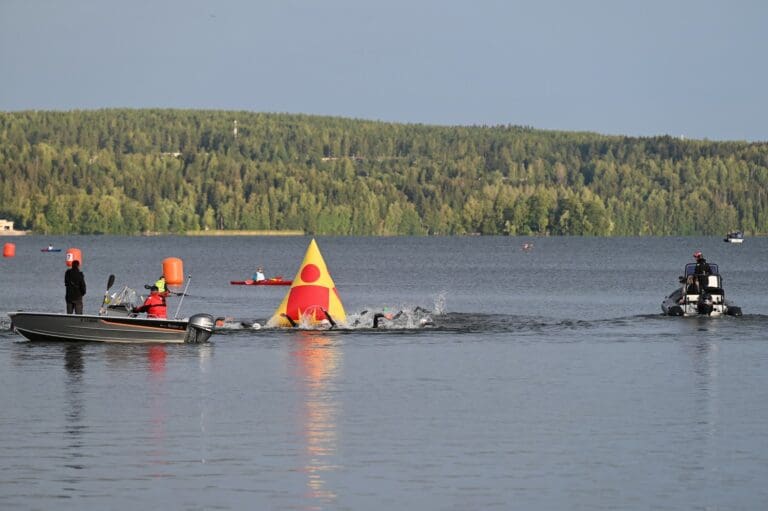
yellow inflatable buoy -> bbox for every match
[268,239,346,328]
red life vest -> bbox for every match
[138,292,167,318]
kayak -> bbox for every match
[41,248,62,252]
[230,278,292,286]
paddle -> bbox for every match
[99,274,116,315]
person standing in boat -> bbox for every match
[693,251,712,289]
[132,286,168,319]
[252,266,266,282]
[64,260,87,314]
[693,251,711,275]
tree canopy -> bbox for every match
[1,109,766,235]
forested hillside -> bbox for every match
[1,109,766,235]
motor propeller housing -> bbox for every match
[185,313,215,343]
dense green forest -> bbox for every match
[1,109,766,235]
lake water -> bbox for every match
[2,235,767,510]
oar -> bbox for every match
[99,274,116,315]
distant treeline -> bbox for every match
[0,109,766,235]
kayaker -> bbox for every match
[133,286,167,319]
[252,266,266,282]
[64,260,87,315]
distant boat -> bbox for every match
[40,247,62,252]
[230,277,292,286]
[724,231,744,243]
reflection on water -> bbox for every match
[63,344,86,470]
[290,333,342,506]
[147,345,169,472]
[197,343,213,465]
[685,336,721,459]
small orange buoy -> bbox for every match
[162,257,184,285]
[65,248,82,267]
[3,242,16,258]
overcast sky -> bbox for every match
[1,0,765,141]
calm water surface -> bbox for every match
[2,235,767,510]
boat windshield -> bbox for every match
[109,286,141,308]
[684,262,719,276]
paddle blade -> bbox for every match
[107,274,115,290]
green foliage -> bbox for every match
[0,109,766,235]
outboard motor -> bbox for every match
[667,305,684,316]
[185,313,215,343]
[697,293,714,316]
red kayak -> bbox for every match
[230,277,292,286]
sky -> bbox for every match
[1,0,766,141]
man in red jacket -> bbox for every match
[133,286,168,319]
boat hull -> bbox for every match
[9,312,215,343]
[662,301,728,317]
[661,292,742,317]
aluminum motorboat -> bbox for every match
[9,311,215,343]
[661,262,742,317]
[9,280,215,343]
[724,231,744,243]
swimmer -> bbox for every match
[372,310,404,328]
[280,309,337,329]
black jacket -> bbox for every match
[694,259,711,275]
[65,268,87,301]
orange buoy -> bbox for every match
[65,248,82,267]
[162,257,184,285]
[3,243,15,258]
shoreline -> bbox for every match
[184,230,304,236]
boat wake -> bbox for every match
[7,311,768,341]
[210,310,768,337]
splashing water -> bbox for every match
[432,292,446,315]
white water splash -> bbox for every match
[432,291,446,315]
